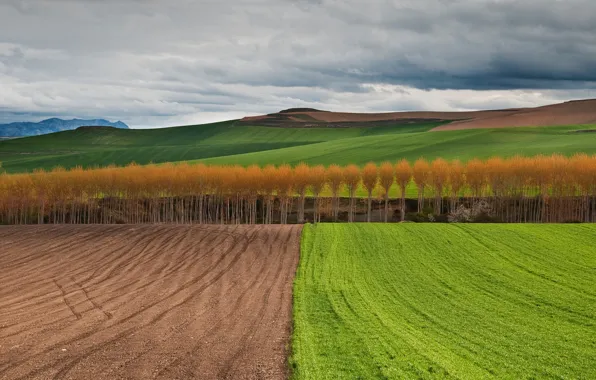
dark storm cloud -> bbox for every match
[1,0,595,127]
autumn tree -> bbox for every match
[261,165,277,224]
[327,164,344,221]
[310,165,327,223]
[448,160,464,213]
[246,165,263,224]
[293,163,311,224]
[395,159,412,221]
[379,162,394,222]
[412,158,430,214]
[276,164,293,224]
[429,158,449,214]
[485,157,506,219]
[466,158,486,202]
[362,163,379,222]
[344,165,361,222]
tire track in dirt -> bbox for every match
[1,228,237,346]
[152,226,288,379]
[0,224,301,380]
[0,227,163,325]
[46,227,254,380]
[2,226,249,376]
[69,276,113,320]
[0,226,150,300]
[219,225,299,379]
[52,280,82,321]
[216,228,294,379]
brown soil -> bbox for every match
[241,115,270,122]
[432,99,596,131]
[0,224,302,380]
[297,110,500,123]
[240,110,486,125]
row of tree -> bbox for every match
[1,154,595,224]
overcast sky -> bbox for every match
[1,0,595,128]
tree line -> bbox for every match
[1,154,595,225]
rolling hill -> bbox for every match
[0,121,442,173]
[241,99,596,129]
[0,99,596,173]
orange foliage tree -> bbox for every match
[379,162,394,222]
[310,165,327,223]
[326,164,344,221]
[395,159,412,221]
[413,158,430,214]
[448,160,465,213]
[430,158,449,214]
[362,162,379,222]
[293,163,311,223]
[343,165,361,223]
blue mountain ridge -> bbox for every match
[0,118,129,137]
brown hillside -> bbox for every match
[296,110,508,123]
[433,99,596,131]
[240,99,596,129]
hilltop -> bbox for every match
[240,99,596,130]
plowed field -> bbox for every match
[0,225,302,380]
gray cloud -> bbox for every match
[1,0,595,127]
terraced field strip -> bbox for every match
[0,224,302,380]
[292,224,596,379]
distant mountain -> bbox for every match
[0,118,129,137]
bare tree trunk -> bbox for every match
[298,192,306,223]
[384,193,389,223]
[348,190,355,223]
[367,192,372,223]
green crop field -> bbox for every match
[0,121,438,173]
[1,120,596,173]
[292,224,596,379]
[199,124,596,166]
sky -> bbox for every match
[1,0,595,129]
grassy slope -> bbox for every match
[200,125,596,166]
[0,121,437,173]
[292,224,596,379]
[2,121,596,173]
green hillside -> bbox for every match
[292,224,596,379]
[1,119,596,173]
[0,120,296,173]
[199,124,596,166]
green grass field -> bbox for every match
[1,120,596,173]
[199,125,596,167]
[292,224,596,379]
[0,121,438,173]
